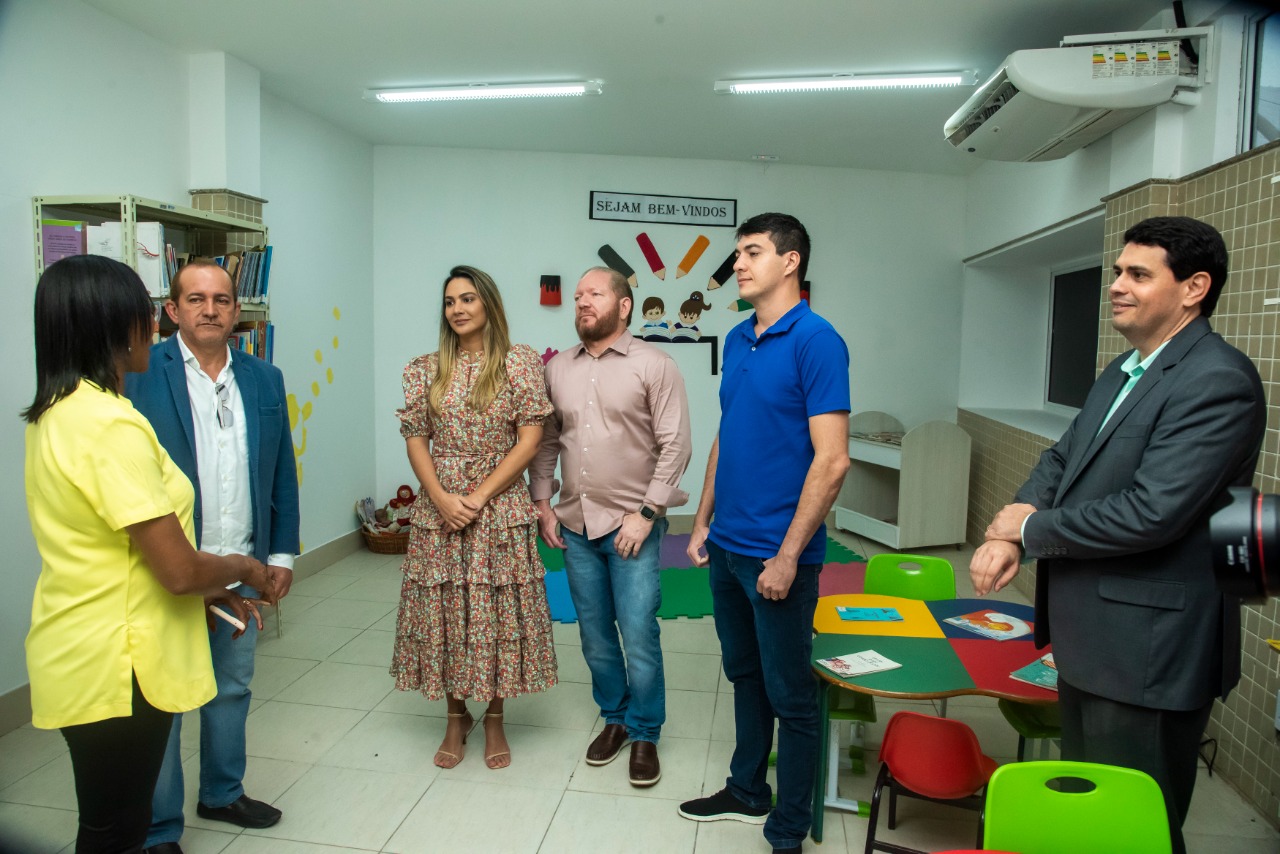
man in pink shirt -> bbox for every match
[531,266,692,788]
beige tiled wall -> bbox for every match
[956,409,1053,603]
[188,188,267,255]
[962,139,1280,824]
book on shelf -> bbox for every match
[816,649,902,678]
[944,609,1032,641]
[86,221,168,298]
[836,606,902,622]
[1009,653,1057,691]
[40,219,86,267]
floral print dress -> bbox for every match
[390,344,557,700]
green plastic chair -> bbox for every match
[864,552,957,716]
[997,698,1062,761]
[864,553,958,601]
[981,760,1172,854]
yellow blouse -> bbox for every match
[24,381,215,728]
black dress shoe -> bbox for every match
[585,723,629,765]
[142,844,184,854]
[196,793,283,828]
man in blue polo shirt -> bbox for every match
[678,212,850,854]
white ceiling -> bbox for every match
[84,0,1180,176]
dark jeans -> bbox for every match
[708,541,821,850]
[60,673,173,854]
[1058,678,1214,854]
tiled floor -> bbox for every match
[1,531,1277,853]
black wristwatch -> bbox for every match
[639,504,657,521]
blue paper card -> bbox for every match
[837,606,902,622]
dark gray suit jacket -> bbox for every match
[1018,316,1264,711]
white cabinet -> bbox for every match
[834,411,971,550]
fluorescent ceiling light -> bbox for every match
[714,72,977,94]
[365,81,603,102]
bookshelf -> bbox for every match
[834,411,972,550]
[33,193,274,360]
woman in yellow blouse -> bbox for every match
[23,255,274,853]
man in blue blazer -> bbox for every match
[126,262,299,854]
[972,216,1265,854]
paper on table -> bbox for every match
[817,650,902,678]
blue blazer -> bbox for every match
[125,335,300,563]
[1017,317,1265,711]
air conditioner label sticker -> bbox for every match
[1092,41,1180,79]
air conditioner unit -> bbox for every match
[944,45,1184,162]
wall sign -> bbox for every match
[590,191,736,228]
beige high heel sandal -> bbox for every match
[483,712,510,770]
[434,711,473,769]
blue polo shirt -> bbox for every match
[709,300,850,564]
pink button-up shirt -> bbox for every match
[530,331,692,538]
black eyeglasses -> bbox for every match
[215,383,234,429]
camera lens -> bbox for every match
[1209,487,1278,603]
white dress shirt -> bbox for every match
[176,335,293,587]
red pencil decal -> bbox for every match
[636,232,666,280]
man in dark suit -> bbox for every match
[126,262,299,854]
[972,216,1265,854]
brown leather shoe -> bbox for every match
[585,723,629,765]
[628,740,661,787]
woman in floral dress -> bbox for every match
[391,265,556,770]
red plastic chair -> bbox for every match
[865,711,998,854]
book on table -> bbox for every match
[1009,653,1057,691]
[816,650,902,678]
[836,606,902,622]
[944,609,1032,641]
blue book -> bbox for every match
[1009,653,1057,691]
[837,606,902,622]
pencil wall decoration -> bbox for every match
[540,274,561,306]
[597,244,638,288]
[727,298,752,312]
[635,232,666,279]
[676,235,710,279]
[707,250,736,290]
[800,280,812,305]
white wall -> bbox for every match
[260,94,376,554]
[372,146,966,513]
[0,0,195,698]
[958,2,1259,424]
[0,0,377,700]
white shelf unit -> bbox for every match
[834,411,972,550]
[33,193,272,357]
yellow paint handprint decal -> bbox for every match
[287,306,342,486]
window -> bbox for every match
[1046,265,1102,409]
[1246,12,1280,151]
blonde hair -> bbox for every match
[428,265,512,416]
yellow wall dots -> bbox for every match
[288,306,342,489]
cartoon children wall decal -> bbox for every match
[671,291,711,341]
[639,296,672,341]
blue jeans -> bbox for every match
[145,586,259,847]
[708,541,820,850]
[561,518,667,742]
